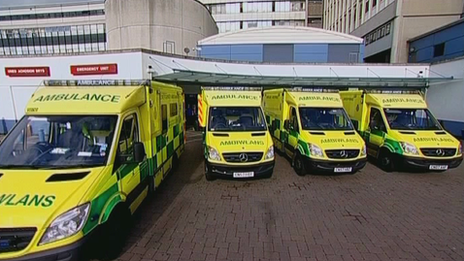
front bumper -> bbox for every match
[304,157,367,173]
[207,160,275,178]
[399,155,463,171]
[0,237,85,261]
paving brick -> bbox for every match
[105,133,464,261]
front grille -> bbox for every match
[420,148,456,157]
[0,227,36,253]
[223,152,264,163]
[325,149,359,159]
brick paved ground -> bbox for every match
[115,132,464,261]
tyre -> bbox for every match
[293,153,306,176]
[379,150,395,172]
[205,161,216,181]
[99,205,131,260]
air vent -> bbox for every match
[399,131,416,135]
[251,132,266,137]
[46,172,90,182]
[344,131,355,135]
[435,131,447,135]
[212,133,229,137]
[309,132,325,135]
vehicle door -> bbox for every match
[284,106,300,157]
[114,112,144,203]
[366,107,387,157]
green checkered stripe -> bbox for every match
[360,130,403,155]
[82,124,184,235]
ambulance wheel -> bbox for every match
[205,161,216,181]
[100,205,131,260]
[263,170,273,179]
[293,153,306,176]
[379,150,395,172]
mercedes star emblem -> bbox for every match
[239,153,248,162]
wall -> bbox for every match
[106,0,217,55]
[0,51,144,134]
[427,57,464,137]
[199,43,363,63]
[409,21,464,63]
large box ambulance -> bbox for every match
[0,79,185,260]
[340,90,462,171]
[263,88,367,175]
[198,87,274,180]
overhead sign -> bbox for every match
[70,63,118,75]
[5,67,50,77]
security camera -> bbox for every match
[147,65,155,75]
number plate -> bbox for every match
[429,165,448,170]
[233,172,254,178]
[334,167,352,173]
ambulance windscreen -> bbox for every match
[384,109,442,131]
[208,107,267,132]
[0,115,118,169]
[299,108,354,131]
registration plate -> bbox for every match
[334,167,352,173]
[233,172,254,178]
[429,165,448,170]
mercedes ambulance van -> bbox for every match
[340,90,463,172]
[198,87,274,181]
[263,88,367,175]
[0,79,185,261]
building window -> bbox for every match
[373,0,377,7]
[243,2,272,13]
[433,43,445,57]
[365,1,369,13]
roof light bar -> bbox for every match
[202,86,263,91]
[288,87,339,93]
[44,79,150,87]
[365,90,422,94]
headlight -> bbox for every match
[309,143,323,157]
[361,144,367,156]
[265,146,274,159]
[400,142,419,155]
[39,203,90,245]
[458,142,462,155]
[208,146,221,161]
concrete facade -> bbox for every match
[105,0,218,55]
[323,0,464,63]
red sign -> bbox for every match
[5,67,50,77]
[70,64,118,76]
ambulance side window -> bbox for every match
[369,108,386,132]
[170,103,178,117]
[290,107,299,132]
[115,114,140,169]
[161,104,168,134]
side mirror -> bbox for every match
[284,120,290,130]
[133,142,146,163]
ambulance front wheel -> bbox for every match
[293,153,306,176]
[379,149,395,172]
[205,161,216,181]
[99,205,131,260]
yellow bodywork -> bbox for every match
[340,90,463,170]
[263,89,367,173]
[199,88,274,176]
[0,81,185,259]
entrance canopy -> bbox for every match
[154,68,451,88]
[148,54,453,89]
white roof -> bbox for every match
[198,26,364,46]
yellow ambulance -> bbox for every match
[340,90,463,172]
[198,87,274,180]
[263,88,367,175]
[0,79,185,260]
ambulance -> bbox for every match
[340,90,463,172]
[263,88,367,175]
[0,79,185,260]
[198,87,274,181]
